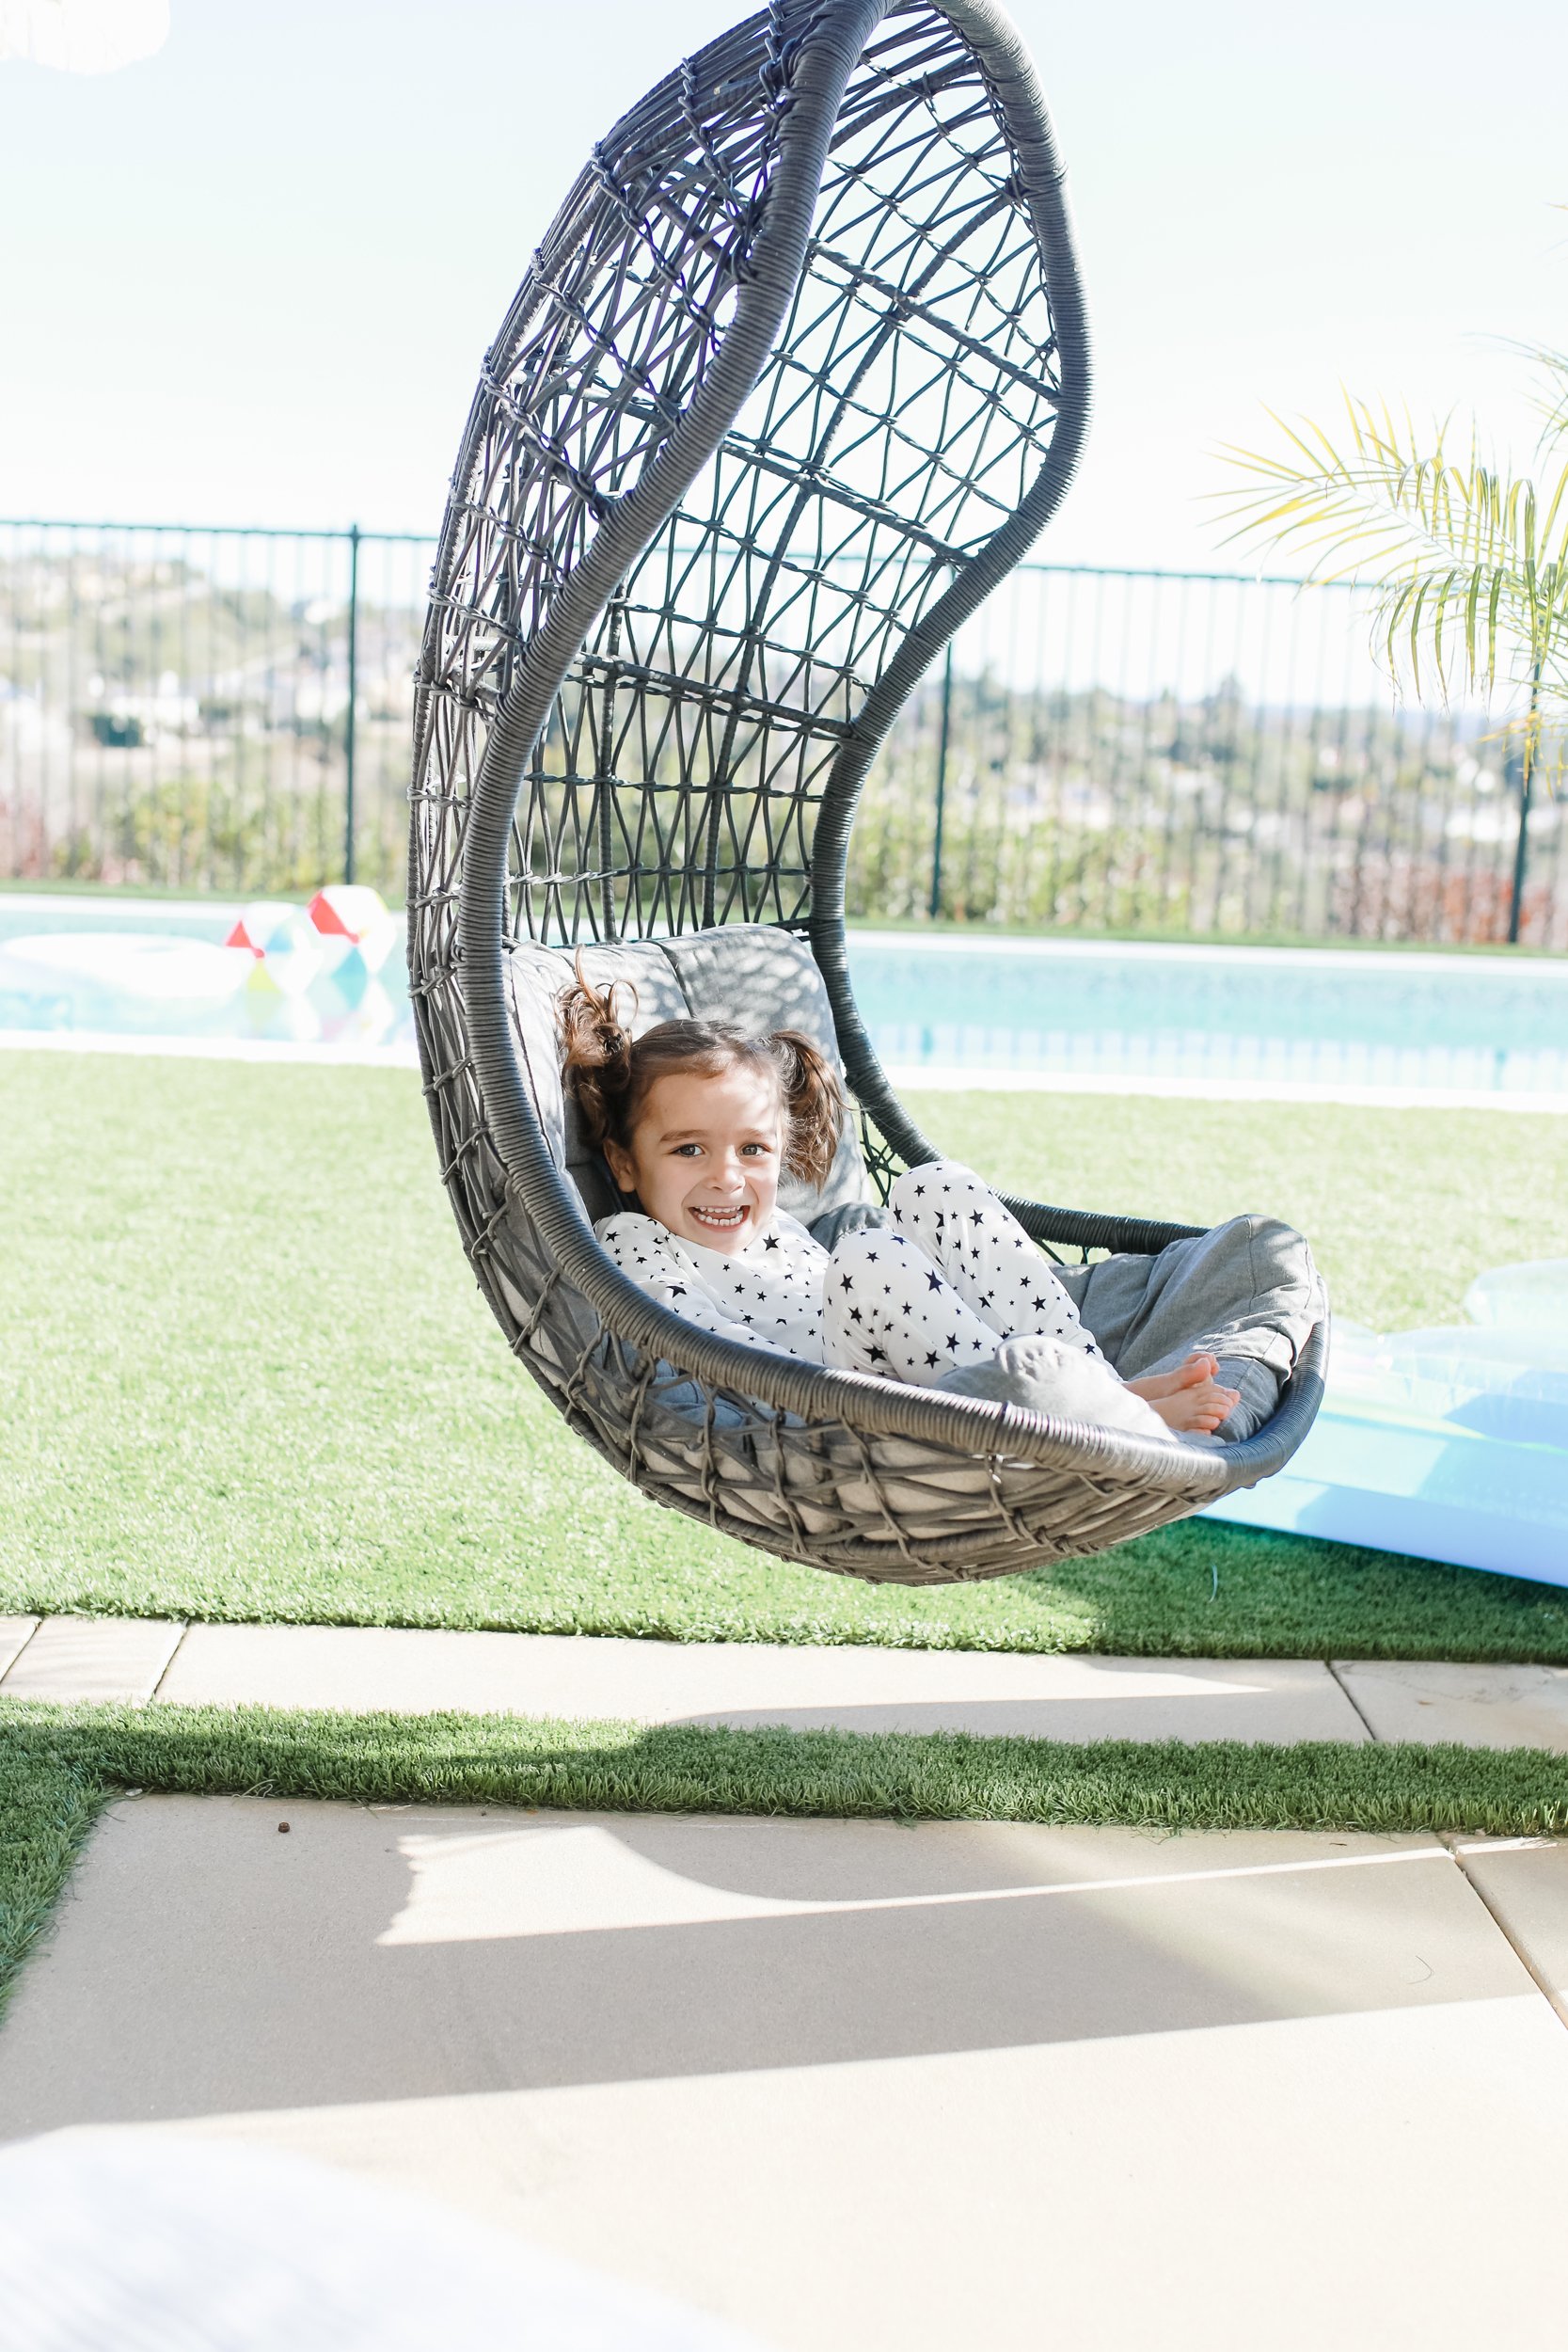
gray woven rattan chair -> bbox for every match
[409,0,1327,1585]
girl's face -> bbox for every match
[604,1062,784,1254]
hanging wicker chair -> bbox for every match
[408,0,1327,1586]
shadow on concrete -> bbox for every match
[0,1794,1524,2137]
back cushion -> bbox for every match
[503,926,874,1229]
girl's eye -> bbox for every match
[673,1143,704,1158]
[739,1142,771,1157]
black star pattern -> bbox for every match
[602,1164,1083,1391]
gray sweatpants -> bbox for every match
[1053,1214,1323,1441]
[814,1199,1323,1445]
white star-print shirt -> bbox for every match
[596,1208,830,1359]
[595,1158,1105,1388]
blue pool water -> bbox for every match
[849,931,1568,1100]
[4,896,1568,1102]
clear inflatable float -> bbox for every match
[1207,1261,1568,1588]
[0,885,405,1050]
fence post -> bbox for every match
[343,522,361,885]
[928,642,954,920]
[1507,664,1541,946]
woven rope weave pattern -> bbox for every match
[407,0,1325,1584]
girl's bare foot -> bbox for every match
[1126,1352,1241,1435]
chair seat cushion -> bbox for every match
[503,925,876,1229]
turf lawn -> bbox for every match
[8,1696,1568,2019]
[8,1049,1568,1661]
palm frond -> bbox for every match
[1497,341,1568,453]
[1212,389,1568,754]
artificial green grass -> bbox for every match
[6,1694,1568,2021]
[8,1050,1568,1659]
[0,1735,103,2025]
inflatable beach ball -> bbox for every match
[307,883,397,975]
[225,902,324,997]
[226,901,311,958]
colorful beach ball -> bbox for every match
[224,902,324,997]
[225,901,311,957]
[307,883,397,975]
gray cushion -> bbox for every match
[503,926,875,1229]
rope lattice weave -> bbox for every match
[408,0,1326,1585]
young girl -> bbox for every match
[559,975,1239,1439]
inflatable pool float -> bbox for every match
[1206,1262,1568,1587]
[0,931,253,1003]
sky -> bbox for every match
[3,0,1566,569]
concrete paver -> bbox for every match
[2,1795,1565,2351]
[154,1619,1368,1742]
[1453,1836,1568,2020]
[0,1617,39,1678]
[14,1615,1568,1756]
[0,1614,183,1705]
[1336,1659,1568,1750]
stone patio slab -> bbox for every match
[154,1620,1367,1742]
[1452,1836,1568,2021]
[1335,1659,1568,1750]
[0,1617,39,1678]
[0,1614,183,1705]
[3,1796,1566,2350]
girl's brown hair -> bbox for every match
[558,966,844,1192]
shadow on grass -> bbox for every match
[1030,1517,1568,1664]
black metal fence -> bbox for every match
[3,519,1560,946]
[0,520,427,897]
[863,566,1564,948]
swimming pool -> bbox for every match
[4,895,1568,1107]
[851,931,1568,1107]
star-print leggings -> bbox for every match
[821,1160,1104,1387]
